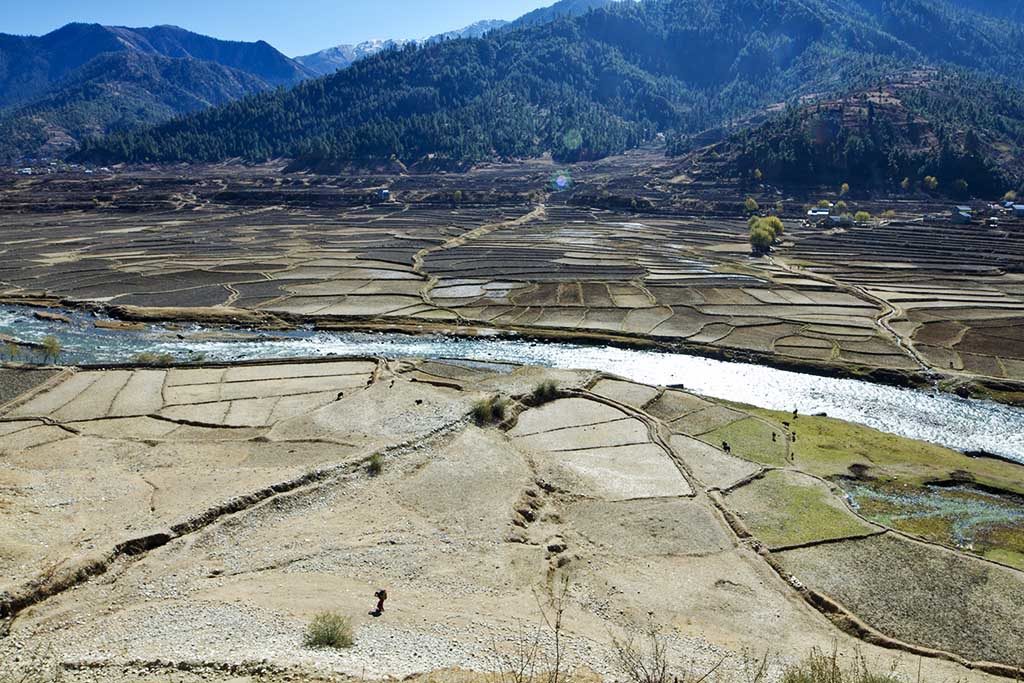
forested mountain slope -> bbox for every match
[0,52,272,160]
[0,23,311,160]
[684,70,1024,195]
[75,0,1024,181]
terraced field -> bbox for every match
[1,361,1022,682]
[2,160,1023,397]
[783,219,1024,385]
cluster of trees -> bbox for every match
[748,215,784,255]
[2,336,62,364]
[75,0,1024,168]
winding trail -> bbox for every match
[411,202,547,306]
[767,255,933,373]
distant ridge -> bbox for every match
[295,21,510,76]
[294,0,623,76]
[0,23,312,160]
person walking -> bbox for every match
[372,588,388,616]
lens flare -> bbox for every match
[551,170,572,191]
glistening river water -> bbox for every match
[3,305,1024,463]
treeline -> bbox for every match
[75,0,1024,167]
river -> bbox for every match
[2,305,1023,463]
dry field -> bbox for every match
[1,361,1023,682]
[1,157,1022,396]
[781,219,1024,384]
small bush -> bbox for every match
[531,381,559,405]
[474,396,508,425]
[303,611,354,649]
[134,352,175,366]
[367,452,383,476]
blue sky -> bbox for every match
[0,0,556,57]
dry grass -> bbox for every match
[530,381,559,405]
[474,396,509,426]
[780,648,901,683]
[303,611,355,649]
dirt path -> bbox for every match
[768,255,933,374]
[411,202,547,306]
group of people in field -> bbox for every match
[721,408,798,461]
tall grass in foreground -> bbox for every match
[780,648,902,683]
[609,640,906,683]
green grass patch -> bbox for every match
[845,480,1024,568]
[744,408,1024,497]
[702,417,789,467]
[726,470,876,548]
[984,548,1024,571]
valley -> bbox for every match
[3,1,1024,681]
[2,155,1023,401]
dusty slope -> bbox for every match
[2,360,1023,682]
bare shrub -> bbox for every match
[612,618,726,683]
[492,620,543,683]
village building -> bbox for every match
[952,205,973,224]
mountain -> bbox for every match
[682,69,1024,196]
[508,0,621,28]
[295,39,412,76]
[0,23,309,108]
[427,20,510,43]
[931,0,1024,23]
[76,0,1024,188]
[0,51,271,160]
[295,21,509,77]
[0,23,311,160]
[291,0,622,78]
